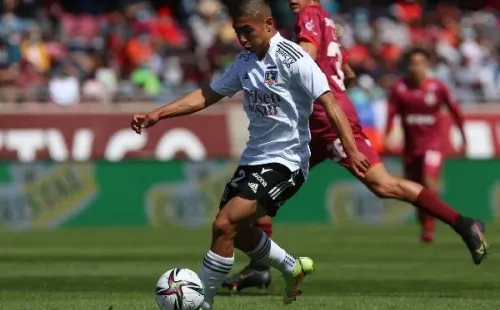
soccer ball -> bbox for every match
[155,268,205,310]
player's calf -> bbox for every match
[211,216,238,255]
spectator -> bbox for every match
[188,0,226,54]
[206,21,242,78]
[125,27,155,74]
[82,55,118,104]
[152,7,187,47]
[21,27,50,73]
[49,62,80,106]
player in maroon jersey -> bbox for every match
[223,0,487,292]
[385,48,468,243]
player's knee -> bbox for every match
[212,215,237,238]
[369,177,404,199]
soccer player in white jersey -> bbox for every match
[131,0,370,308]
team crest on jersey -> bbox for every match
[305,20,317,35]
[424,92,437,106]
[264,69,278,85]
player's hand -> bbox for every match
[348,151,371,179]
[131,112,160,134]
[382,135,393,153]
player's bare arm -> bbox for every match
[342,63,356,89]
[317,91,370,177]
[299,40,317,60]
[131,86,224,134]
[443,90,467,155]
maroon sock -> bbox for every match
[413,188,460,225]
[418,209,436,231]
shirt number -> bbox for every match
[327,138,372,162]
[327,42,346,91]
[230,169,246,187]
[327,138,347,161]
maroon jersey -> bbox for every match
[387,78,462,157]
[294,5,359,135]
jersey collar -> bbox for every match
[268,32,282,52]
[405,76,432,90]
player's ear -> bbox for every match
[264,16,273,32]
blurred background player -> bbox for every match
[223,0,487,292]
[384,48,467,243]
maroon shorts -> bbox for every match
[309,125,381,171]
[404,150,444,182]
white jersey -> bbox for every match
[210,33,330,179]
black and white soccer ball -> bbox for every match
[155,268,205,310]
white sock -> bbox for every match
[200,250,234,307]
[246,231,297,276]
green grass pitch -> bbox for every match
[0,224,498,310]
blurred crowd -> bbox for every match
[0,0,498,106]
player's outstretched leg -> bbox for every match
[222,216,273,292]
[235,226,314,304]
[362,163,488,265]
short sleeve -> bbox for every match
[209,62,242,98]
[291,56,330,101]
[295,8,322,48]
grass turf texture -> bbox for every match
[0,224,498,310]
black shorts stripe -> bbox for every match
[269,179,294,200]
[278,42,303,60]
[269,183,287,200]
[271,183,292,200]
[269,180,288,195]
